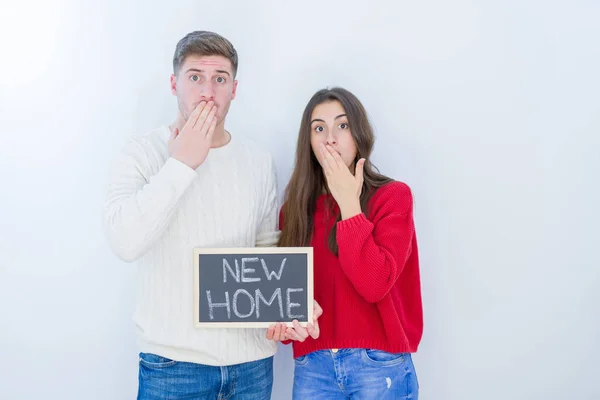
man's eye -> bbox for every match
[190,75,200,82]
[216,76,226,83]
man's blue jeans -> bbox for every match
[137,352,273,400]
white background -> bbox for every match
[1,0,599,399]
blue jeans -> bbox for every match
[137,353,273,400]
[293,349,419,399]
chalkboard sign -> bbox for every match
[193,247,313,328]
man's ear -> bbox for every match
[170,74,177,96]
[231,80,238,100]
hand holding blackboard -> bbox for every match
[194,247,313,328]
[267,300,323,342]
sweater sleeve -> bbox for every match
[102,137,197,262]
[336,182,415,303]
[256,154,280,247]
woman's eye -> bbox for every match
[339,123,349,129]
[315,126,324,133]
[215,76,226,83]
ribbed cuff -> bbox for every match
[337,213,368,231]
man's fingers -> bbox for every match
[278,323,288,341]
[169,127,179,141]
[194,102,217,137]
[273,323,282,341]
[266,325,275,340]
[193,101,214,130]
[199,104,218,134]
[268,323,291,341]
[205,114,218,141]
[187,101,206,129]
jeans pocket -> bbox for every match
[139,352,178,368]
[294,354,309,366]
[361,349,406,367]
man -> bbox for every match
[103,31,279,399]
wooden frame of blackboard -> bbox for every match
[193,247,314,328]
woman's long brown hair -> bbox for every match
[278,87,393,255]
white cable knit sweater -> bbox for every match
[103,126,279,366]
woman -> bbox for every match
[267,87,423,399]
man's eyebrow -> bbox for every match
[185,68,231,77]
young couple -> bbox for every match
[103,30,422,400]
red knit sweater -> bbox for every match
[280,181,423,358]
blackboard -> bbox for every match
[193,247,313,328]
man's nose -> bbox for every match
[200,82,216,100]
